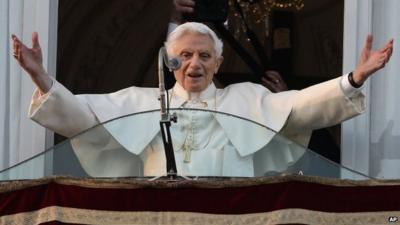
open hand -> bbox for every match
[353,35,394,85]
[12,32,46,77]
[11,32,51,93]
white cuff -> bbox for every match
[30,77,56,114]
[340,73,364,98]
[36,77,55,99]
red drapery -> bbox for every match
[1,175,400,225]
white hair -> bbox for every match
[165,22,223,57]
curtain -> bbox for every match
[342,0,400,178]
[0,0,57,174]
[369,0,400,178]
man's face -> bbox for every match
[171,33,223,92]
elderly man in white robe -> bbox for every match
[12,22,393,177]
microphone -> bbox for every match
[166,57,182,71]
[161,48,181,71]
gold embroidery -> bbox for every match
[1,205,398,225]
[183,143,192,163]
[169,88,218,163]
[2,175,400,194]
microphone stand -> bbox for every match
[158,47,178,179]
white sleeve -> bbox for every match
[284,77,365,132]
[29,79,99,138]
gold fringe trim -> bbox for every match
[1,206,399,225]
[2,175,400,194]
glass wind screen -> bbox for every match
[0,109,370,180]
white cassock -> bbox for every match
[29,75,365,177]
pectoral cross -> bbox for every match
[183,144,192,163]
